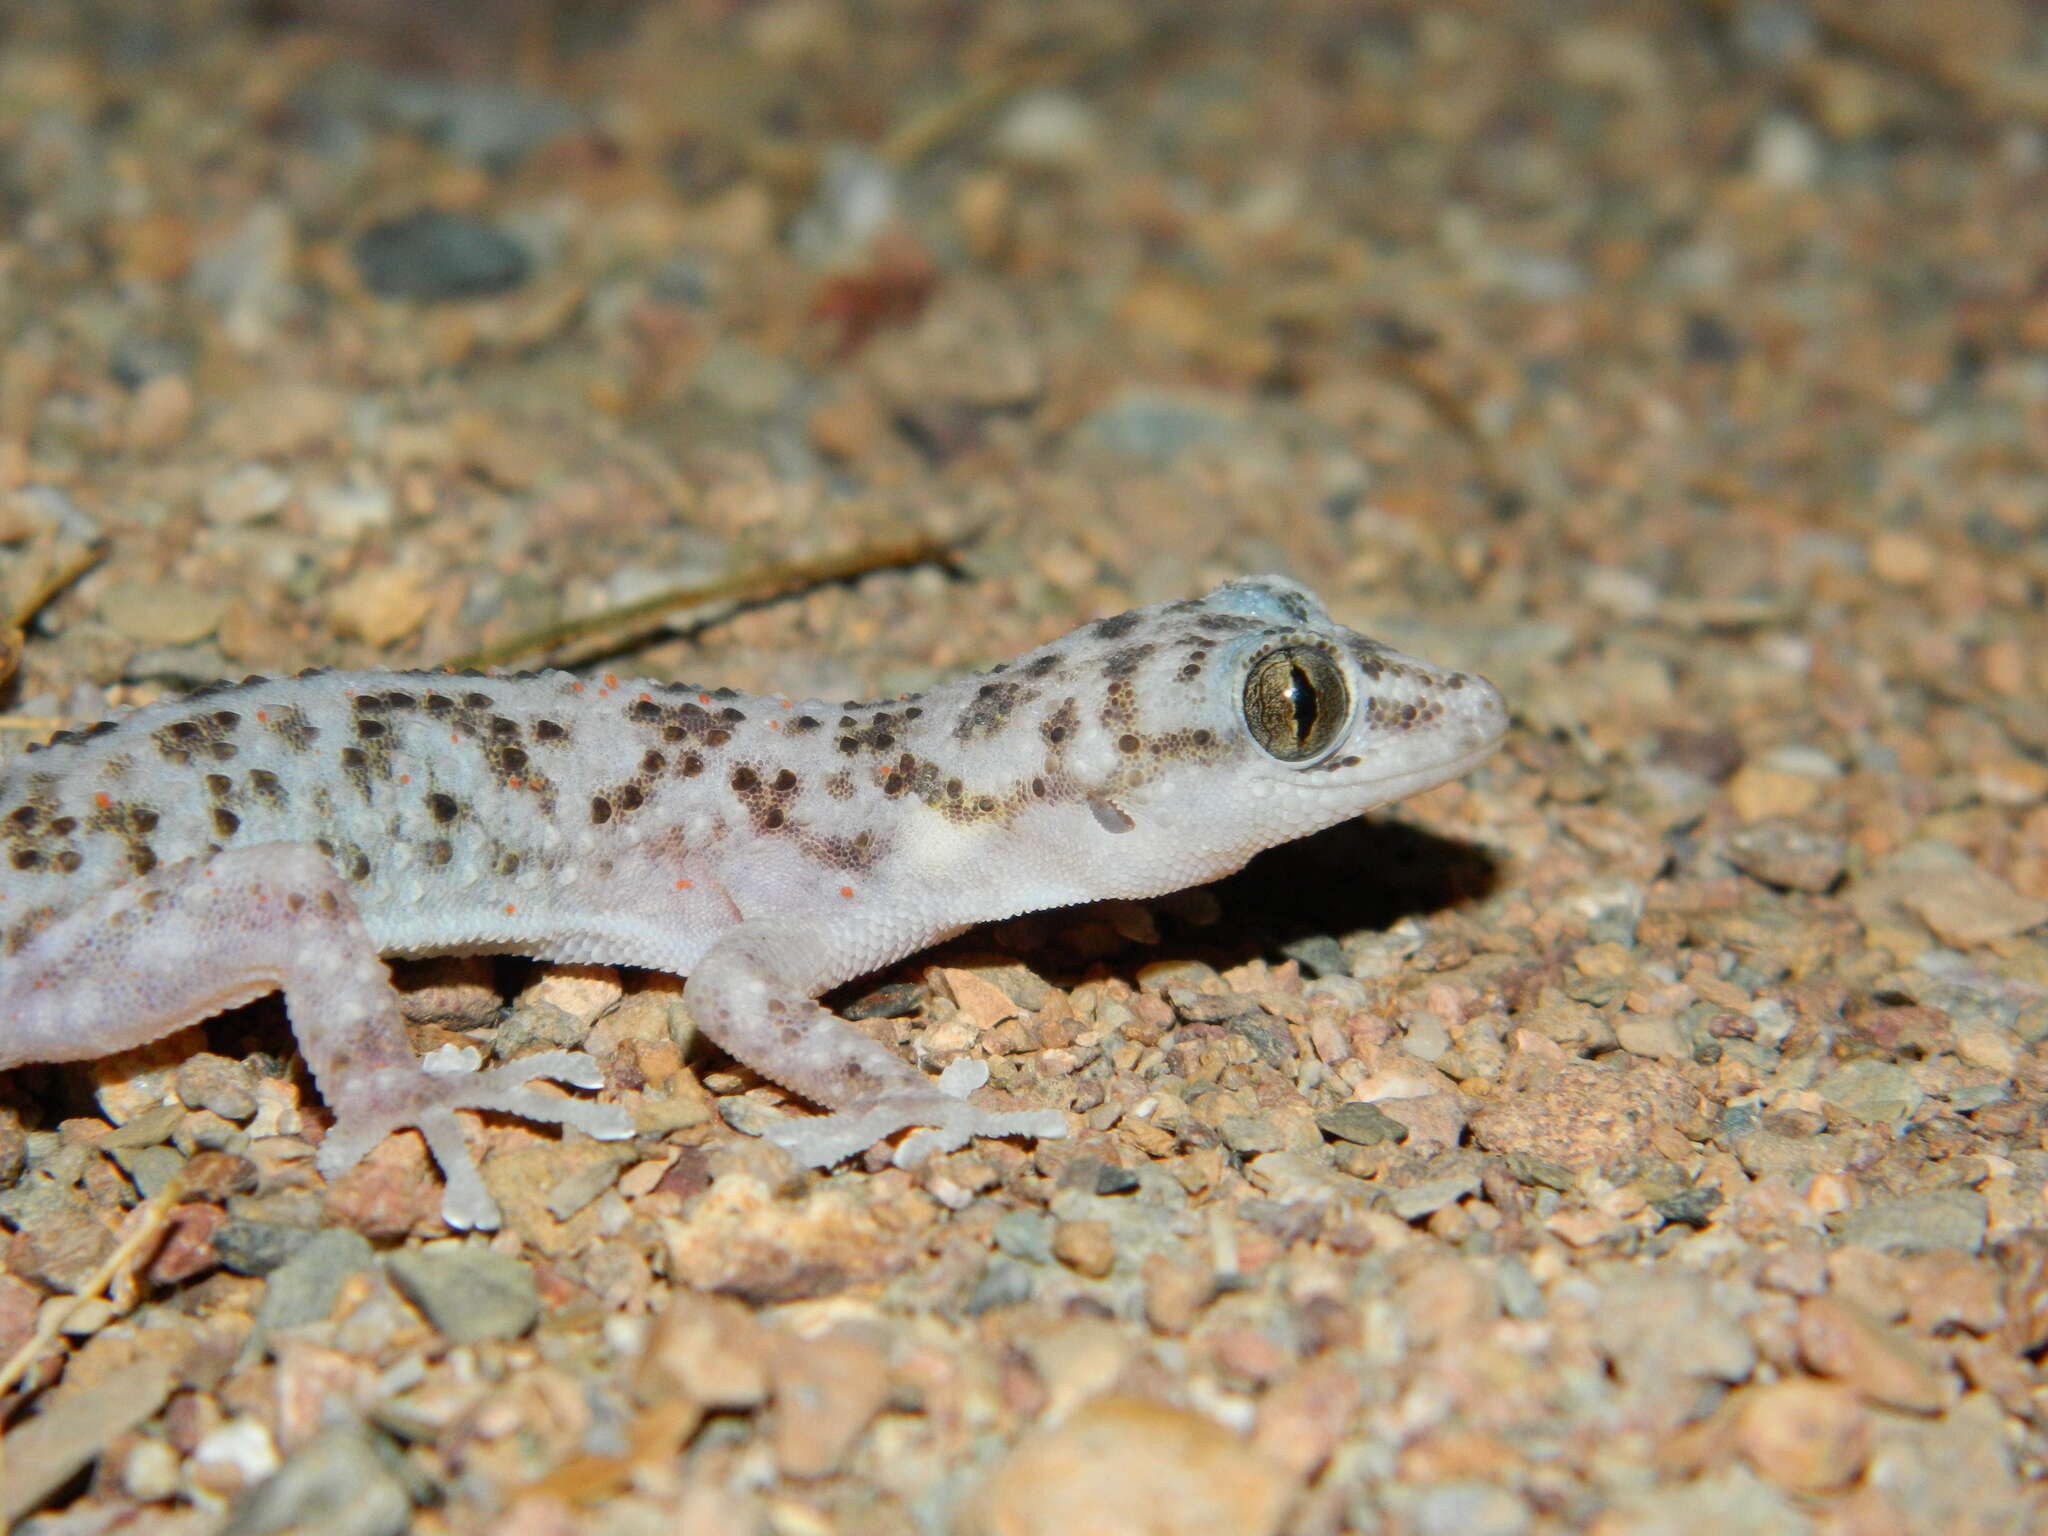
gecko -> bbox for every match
[0,576,1507,1229]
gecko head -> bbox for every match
[1214,576,1508,813]
[1071,576,1508,874]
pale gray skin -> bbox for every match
[0,577,1507,1228]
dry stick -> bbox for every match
[0,1193,178,1425]
[0,536,105,692]
[877,29,1141,169]
[1697,0,2048,126]
[1812,3,2048,123]
[1371,345,1511,511]
[439,527,976,674]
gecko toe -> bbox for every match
[759,1094,1068,1170]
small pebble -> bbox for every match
[1723,819,1849,893]
[174,1052,259,1121]
[124,372,194,451]
[97,580,227,646]
[201,462,291,527]
[306,479,397,541]
[1051,1218,1116,1278]
[1386,1168,1483,1223]
[258,1228,374,1329]
[1903,862,2048,948]
[1733,1379,1867,1493]
[353,208,530,301]
[1814,1059,1923,1128]
[387,1243,539,1344]
[1317,1101,1407,1147]
[1832,1190,1988,1255]
[1797,1295,1946,1414]
[326,565,435,646]
[228,1427,411,1536]
[965,1396,1292,1536]
[766,1330,891,1478]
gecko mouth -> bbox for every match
[1345,683,1509,799]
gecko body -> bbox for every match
[0,577,1506,1227]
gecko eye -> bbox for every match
[1243,646,1349,763]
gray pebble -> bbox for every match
[1832,1188,1988,1255]
[258,1228,374,1329]
[175,1052,260,1122]
[373,75,579,172]
[1220,1115,1286,1155]
[1723,818,1849,893]
[1386,1168,1483,1222]
[964,1258,1034,1315]
[1494,1256,1545,1319]
[1280,935,1350,978]
[1814,1058,1923,1127]
[1318,1102,1407,1147]
[1408,1482,1531,1536]
[387,1243,539,1344]
[214,1220,317,1278]
[992,1210,1054,1263]
[353,209,529,301]
[1080,389,1244,466]
[229,1426,410,1536]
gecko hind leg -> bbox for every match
[0,843,629,1229]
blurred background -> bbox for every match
[3,4,2048,1532]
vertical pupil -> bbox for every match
[1289,664,1317,742]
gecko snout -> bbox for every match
[1450,669,1510,758]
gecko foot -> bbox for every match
[759,1059,1068,1170]
[317,1047,634,1230]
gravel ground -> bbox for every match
[1,2,2047,1532]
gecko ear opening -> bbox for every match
[1087,796,1135,834]
[1242,644,1349,763]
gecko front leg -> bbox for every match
[0,843,630,1229]
[683,919,1069,1168]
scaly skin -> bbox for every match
[0,577,1507,1227]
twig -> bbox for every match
[878,31,1142,170]
[0,535,106,692]
[0,1194,178,1414]
[439,527,978,673]
[1807,0,2048,125]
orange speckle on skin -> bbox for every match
[769,720,781,730]
[639,691,651,702]
[698,693,711,705]
[572,681,585,693]
[839,886,854,899]
[508,777,524,789]
[256,710,268,721]
[399,774,410,784]
[604,673,619,690]
[675,878,692,889]
[94,791,111,808]
[504,903,517,914]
